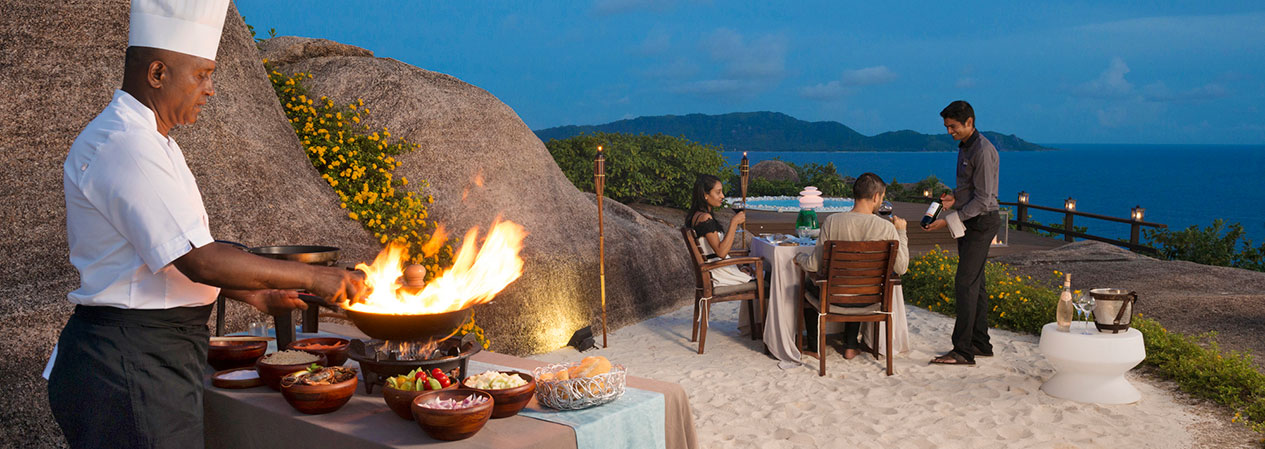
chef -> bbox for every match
[47,1,365,447]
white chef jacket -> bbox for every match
[62,90,220,309]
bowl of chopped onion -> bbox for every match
[461,370,535,418]
[410,389,494,441]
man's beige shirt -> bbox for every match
[794,212,909,275]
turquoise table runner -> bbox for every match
[468,360,666,449]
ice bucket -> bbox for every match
[1090,288,1138,334]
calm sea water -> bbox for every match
[724,144,1265,244]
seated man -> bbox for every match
[794,173,909,359]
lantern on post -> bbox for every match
[1016,191,1030,231]
[1063,197,1076,242]
[1130,206,1145,246]
[594,145,608,348]
[738,151,749,248]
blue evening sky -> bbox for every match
[237,1,1265,145]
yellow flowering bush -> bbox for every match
[267,67,454,280]
[903,246,1058,334]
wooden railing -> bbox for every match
[998,191,1167,254]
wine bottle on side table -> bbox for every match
[1056,273,1074,332]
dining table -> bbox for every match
[744,235,911,369]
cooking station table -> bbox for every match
[203,324,698,449]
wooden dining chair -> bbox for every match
[795,240,898,376]
[680,227,766,354]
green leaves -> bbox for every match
[1145,219,1265,271]
[545,132,730,209]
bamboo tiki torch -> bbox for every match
[594,145,608,348]
[739,151,749,248]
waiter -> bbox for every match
[48,1,365,447]
[924,100,1001,366]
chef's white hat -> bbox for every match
[129,0,232,61]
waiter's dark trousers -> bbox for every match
[49,304,213,449]
[951,211,1001,362]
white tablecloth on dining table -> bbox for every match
[743,236,911,368]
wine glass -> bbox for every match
[877,200,894,220]
[1074,293,1095,335]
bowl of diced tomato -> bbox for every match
[381,367,459,420]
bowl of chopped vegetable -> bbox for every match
[411,389,494,441]
[256,350,327,391]
[461,370,535,418]
[288,337,350,367]
[280,365,359,415]
[382,367,459,420]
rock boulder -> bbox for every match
[261,37,696,354]
[750,159,799,183]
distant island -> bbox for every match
[534,111,1053,152]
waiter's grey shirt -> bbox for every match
[952,130,999,220]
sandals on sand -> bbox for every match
[930,352,976,366]
[973,347,994,357]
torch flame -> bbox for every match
[344,218,527,315]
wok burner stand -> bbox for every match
[347,336,482,394]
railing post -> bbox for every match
[1016,191,1029,231]
[1063,197,1076,242]
[1130,206,1145,246]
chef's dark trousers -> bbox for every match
[951,210,1001,362]
[48,304,213,449]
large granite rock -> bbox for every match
[995,241,1265,369]
[750,159,799,183]
[0,3,379,446]
[261,37,695,354]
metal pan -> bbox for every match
[248,245,340,266]
[343,307,473,341]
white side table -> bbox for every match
[1038,322,1145,404]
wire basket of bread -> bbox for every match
[532,356,625,410]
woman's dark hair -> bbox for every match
[940,100,975,125]
[686,174,722,226]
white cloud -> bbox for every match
[1141,81,1229,103]
[641,57,700,80]
[635,28,672,55]
[798,65,897,102]
[700,28,787,80]
[955,77,977,89]
[840,66,898,86]
[1071,57,1134,99]
[592,0,675,15]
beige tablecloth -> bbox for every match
[747,237,910,367]
[204,323,697,449]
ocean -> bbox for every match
[724,144,1265,245]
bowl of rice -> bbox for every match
[255,350,326,391]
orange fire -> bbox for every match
[343,218,527,315]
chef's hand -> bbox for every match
[228,289,307,316]
[923,218,948,231]
[309,266,367,305]
[892,215,907,231]
[940,193,956,210]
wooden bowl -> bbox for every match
[410,389,494,441]
[211,368,264,389]
[255,353,327,391]
[281,375,358,415]
[207,340,267,371]
[461,371,536,418]
[382,382,457,420]
[288,337,350,367]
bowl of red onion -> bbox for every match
[410,389,494,441]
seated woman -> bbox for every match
[686,174,752,286]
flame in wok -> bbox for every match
[343,218,526,315]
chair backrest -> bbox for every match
[679,227,708,288]
[818,240,898,308]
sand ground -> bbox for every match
[531,301,1260,449]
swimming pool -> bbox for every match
[737,196,855,213]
